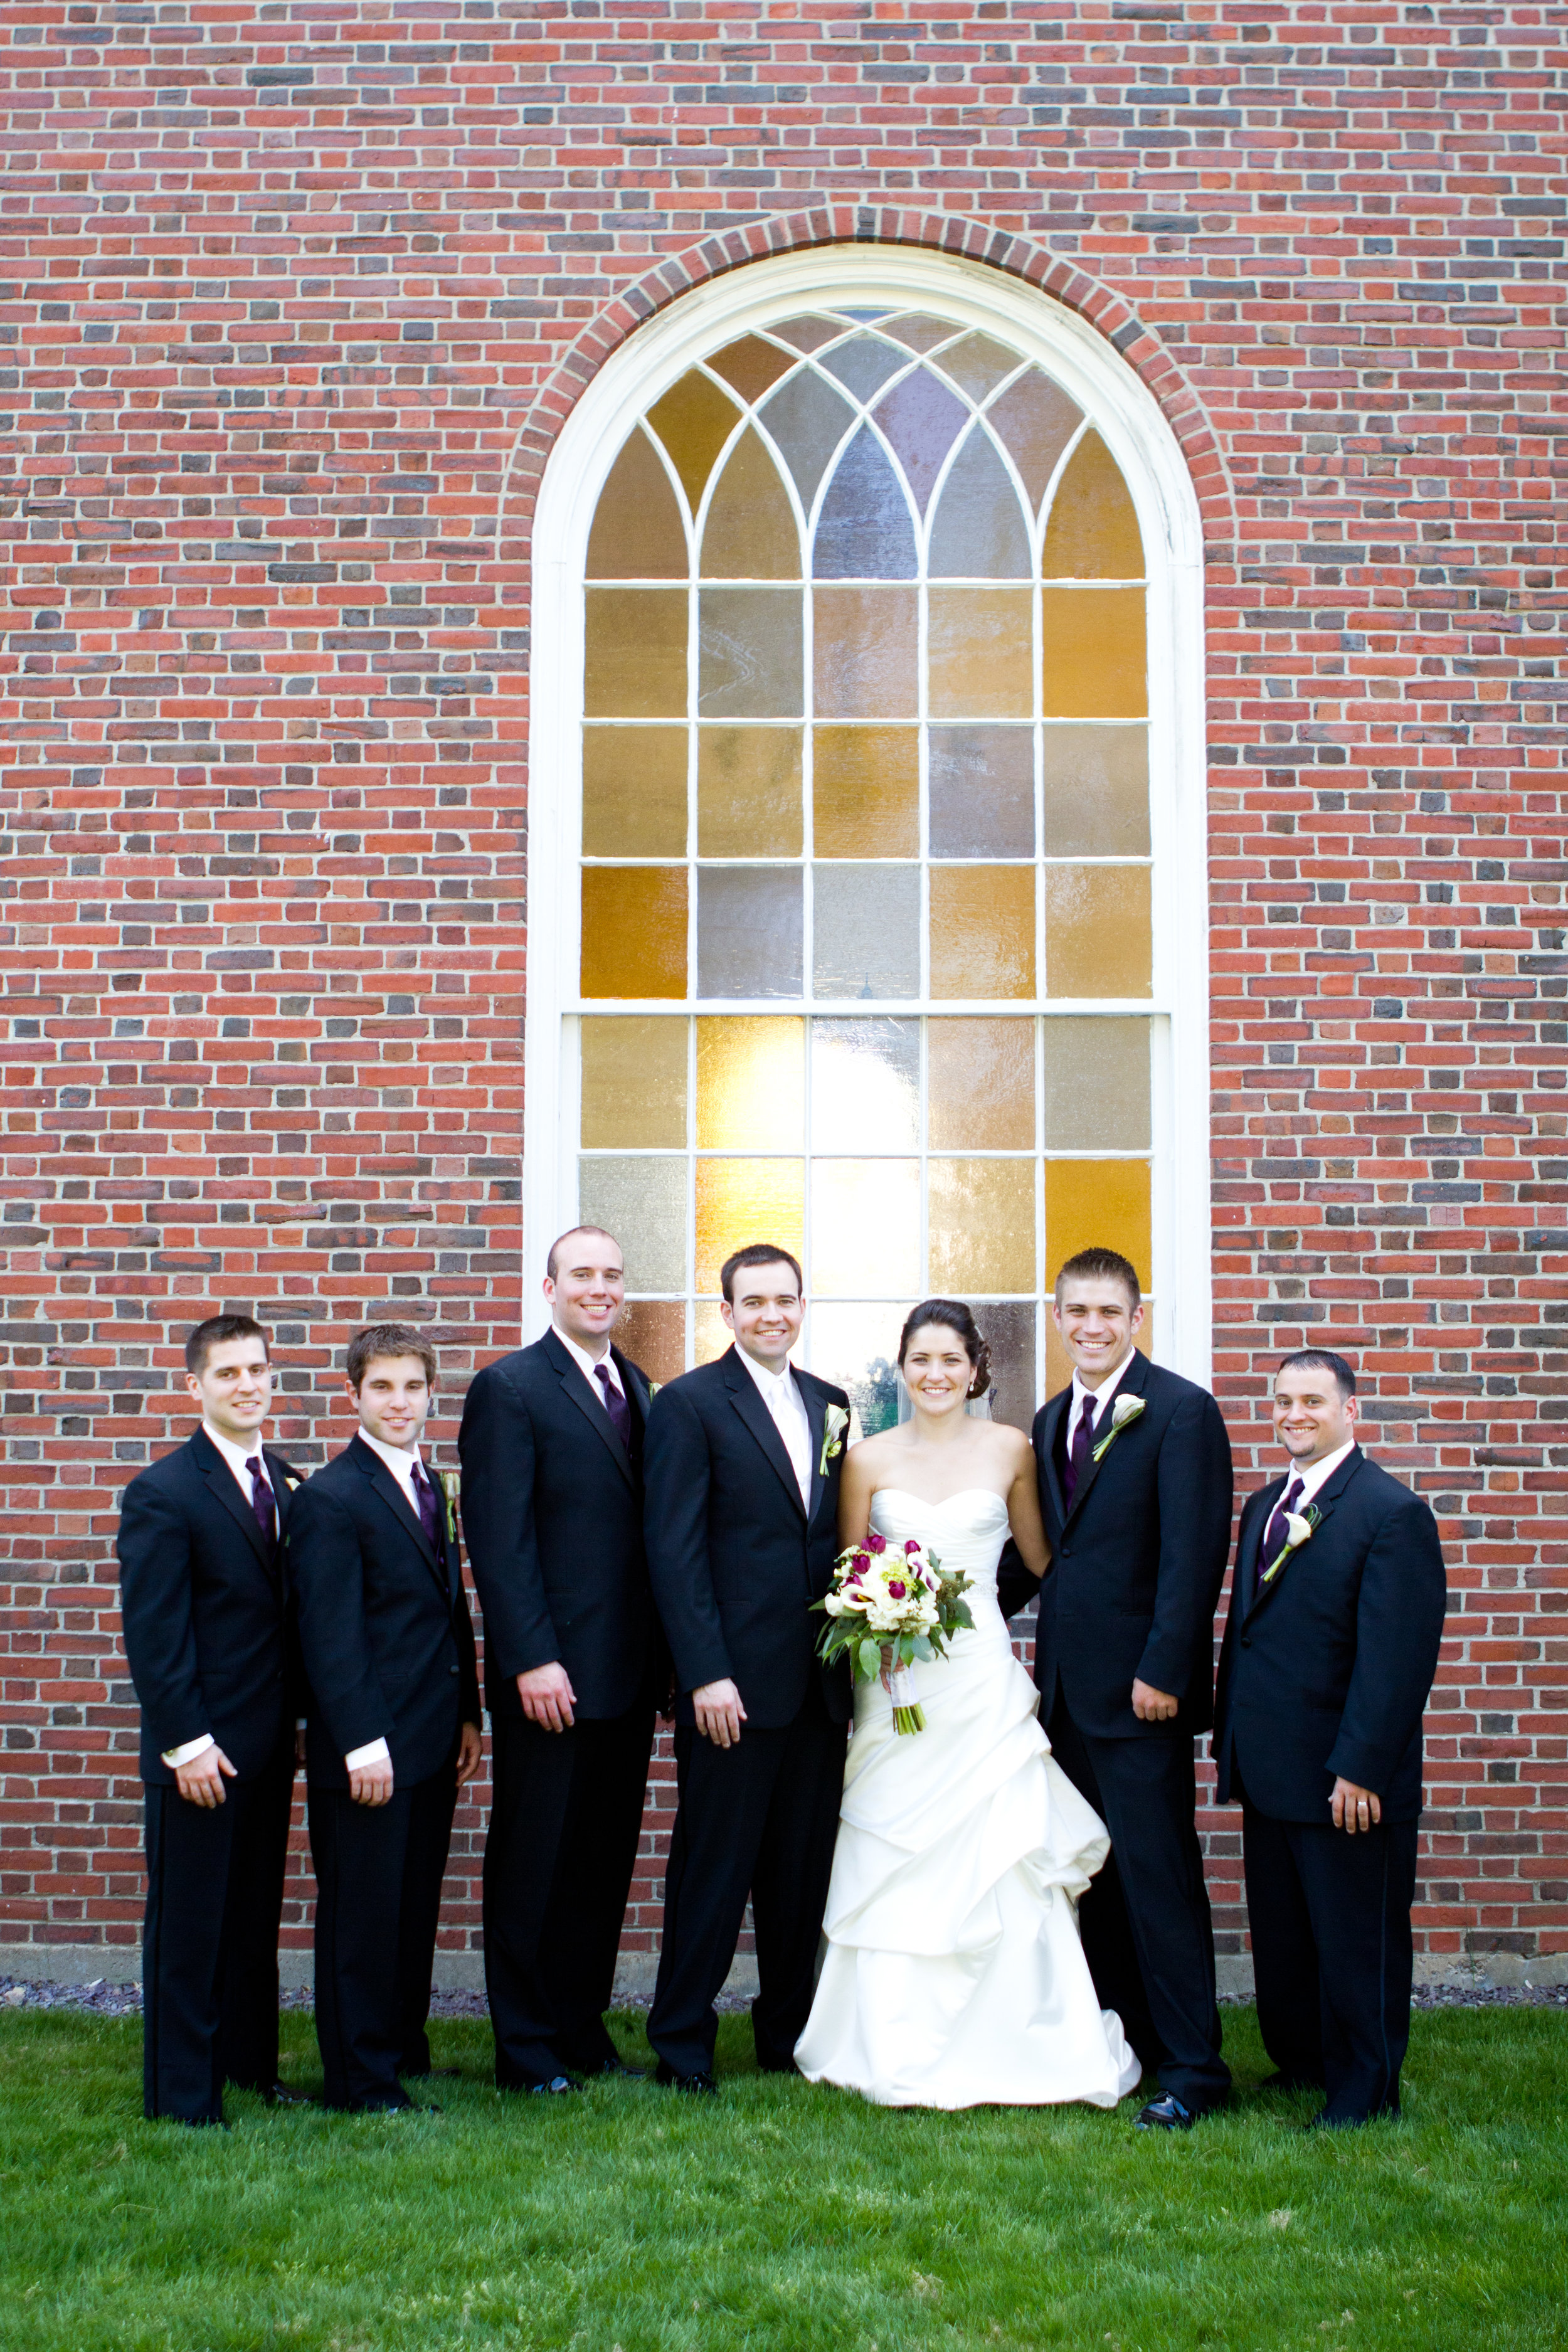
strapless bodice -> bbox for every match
[867,1487,1010,1602]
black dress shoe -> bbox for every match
[265,2081,317,2107]
[653,2062,718,2095]
[529,2074,578,2097]
[1135,2091,1195,2132]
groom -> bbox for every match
[1004,1247,1234,2129]
[642,1244,852,2091]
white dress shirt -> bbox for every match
[161,1424,277,1771]
[736,1345,813,1508]
[1064,1347,1138,1456]
[554,1324,626,1416]
[344,1429,438,1772]
[1274,1435,1357,1513]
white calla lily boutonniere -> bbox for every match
[1261,1498,1321,1585]
[818,1403,850,1479]
[435,1467,461,1548]
[1090,1391,1145,1463]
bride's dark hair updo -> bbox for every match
[897,1298,992,1402]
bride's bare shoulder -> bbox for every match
[987,1421,1036,1472]
[847,1429,904,1474]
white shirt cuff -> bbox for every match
[161,1734,216,1769]
[344,1737,391,1771]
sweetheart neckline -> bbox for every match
[871,1485,1010,1515]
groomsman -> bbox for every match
[290,1325,482,2113]
[1005,1247,1234,2129]
[117,1314,305,2126]
[1214,1350,1446,2126]
[458,1226,665,2094]
[644,1245,852,2091]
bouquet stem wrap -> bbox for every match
[812,1525,975,1737]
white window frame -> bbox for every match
[522,245,1212,1381]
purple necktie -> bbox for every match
[595,1362,632,1451]
[1062,1394,1098,1512]
[246,1456,277,1552]
[1255,1475,1305,1602]
[411,1459,440,1548]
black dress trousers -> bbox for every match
[647,1678,845,2080]
[308,1761,457,2109]
[1046,1682,1229,2112]
[1242,1800,1419,2122]
[141,1744,294,2122]
[484,1697,657,2087]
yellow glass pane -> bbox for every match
[1041,431,1144,579]
[695,1158,805,1295]
[810,1160,919,1297]
[697,728,802,858]
[1044,866,1152,999]
[1039,589,1145,719]
[812,726,919,859]
[930,866,1036,1000]
[580,867,687,999]
[615,1298,687,1385]
[580,1017,689,1148]
[928,1019,1035,1150]
[586,428,689,580]
[928,1158,1036,1294]
[696,1016,805,1150]
[1041,726,1149,856]
[1046,1306,1150,1398]
[1045,1159,1151,1294]
[700,429,801,581]
[707,334,796,404]
[582,727,687,858]
[813,587,918,719]
[694,1298,731,1365]
[1041,1017,1150,1151]
[645,370,741,513]
[584,590,688,719]
[928,588,1034,719]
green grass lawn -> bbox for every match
[1,2005,1562,2351]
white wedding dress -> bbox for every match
[795,1487,1142,2109]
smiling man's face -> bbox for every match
[1273,1365,1357,1466]
[1052,1276,1143,1391]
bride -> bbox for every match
[794,1300,1141,2109]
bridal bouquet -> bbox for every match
[812,1532,975,1735]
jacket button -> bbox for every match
[450,1664,460,1675]
[1241,1635,1251,1648]
[1060,1545,1071,1557]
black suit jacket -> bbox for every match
[117,1427,303,1786]
[1009,1351,1234,1739]
[457,1330,662,1721]
[1213,1446,1447,1823]
[643,1348,852,1730]
[289,1433,481,1791]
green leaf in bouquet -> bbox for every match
[857,1638,882,1681]
[910,1635,934,1662]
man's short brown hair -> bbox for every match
[720,1242,804,1304]
[546,1224,622,1282]
[346,1323,438,1389]
[1053,1248,1142,1309]
[185,1314,268,1377]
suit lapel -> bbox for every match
[723,1350,807,1522]
[1061,1349,1150,1534]
[544,1328,634,1486]
[1237,1478,1282,1617]
[799,1372,828,1528]
[1036,1389,1069,1528]
[612,1344,649,1456]
[1247,1447,1364,1619]
[192,1428,277,1579]
[349,1436,445,1589]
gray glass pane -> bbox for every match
[929,728,1036,859]
[872,367,972,516]
[697,589,803,718]
[812,426,917,580]
[771,315,840,353]
[812,864,919,999]
[974,1300,1037,1443]
[881,314,956,354]
[819,332,908,401]
[1041,724,1150,856]
[986,370,1084,516]
[937,332,1023,403]
[578,1155,686,1293]
[1041,1017,1151,1150]
[806,1301,912,1438]
[811,1017,919,1151]
[928,426,1032,578]
[697,866,803,998]
[758,368,856,512]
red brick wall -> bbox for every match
[2,2,1563,1986]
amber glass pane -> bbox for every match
[813,726,919,858]
[977,1300,1036,1439]
[694,1298,731,1365]
[583,590,688,719]
[929,866,1036,1000]
[645,369,741,512]
[812,1160,920,1297]
[807,1302,912,1438]
[813,426,917,580]
[811,1018,919,1151]
[928,429,1032,579]
[701,430,802,581]
[1042,430,1145,579]
[698,589,803,718]
[696,867,803,999]
[581,867,687,999]
[580,1016,688,1148]
[614,1298,686,1385]
[812,865,919,1000]
[1045,1158,1150,1290]
[928,1018,1035,1150]
[928,589,1033,720]
[1041,1017,1151,1151]
[586,428,689,581]
[872,367,969,516]
[696,1015,805,1150]
[758,368,856,513]
[928,728,1034,859]
[937,332,1020,402]
[771,315,841,354]
[582,726,687,858]
[928,1158,1036,1294]
[814,587,918,719]
[987,371,1084,516]
[1039,589,1146,719]
[1041,726,1150,857]
[697,728,802,858]
[1045,866,1152,999]
[1047,1308,1151,1399]
[695,1158,805,1294]
[707,334,795,403]
[883,314,951,354]
[578,1155,686,1293]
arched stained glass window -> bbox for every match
[537,267,1204,1429]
